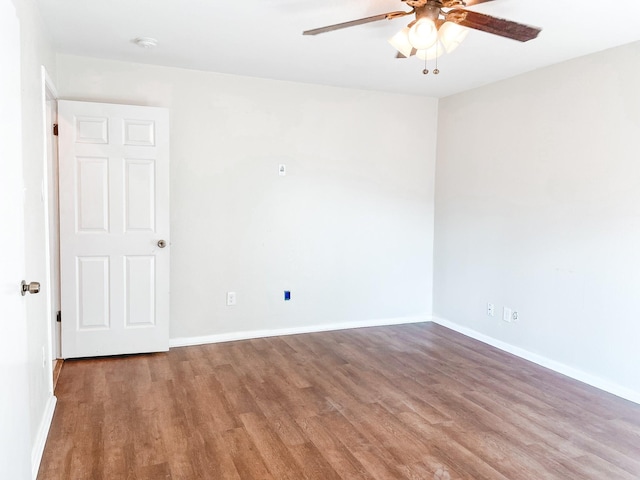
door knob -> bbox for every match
[157,240,167,248]
[21,281,40,296]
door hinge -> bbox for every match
[53,124,58,136]
[56,310,61,323]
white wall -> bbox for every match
[435,41,640,400]
[56,55,438,341]
[13,0,58,472]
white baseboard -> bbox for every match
[31,394,57,480]
[432,316,640,405]
[169,315,432,348]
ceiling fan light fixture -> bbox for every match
[416,43,443,61]
[438,22,469,53]
[408,18,438,50]
[388,27,413,58]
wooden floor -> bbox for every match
[38,323,640,479]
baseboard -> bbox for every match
[169,315,432,348]
[432,316,640,405]
[31,394,57,480]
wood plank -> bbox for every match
[38,323,640,479]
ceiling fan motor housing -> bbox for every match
[404,0,441,7]
[404,1,445,24]
[415,5,441,21]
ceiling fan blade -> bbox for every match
[441,0,494,7]
[463,0,496,6]
[446,9,541,42]
[303,10,412,36]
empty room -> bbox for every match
[2,0,640,479]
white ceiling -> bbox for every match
[35,0,640,98]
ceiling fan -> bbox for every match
[303,0,541,71]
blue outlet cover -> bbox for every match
[284,290,291,301]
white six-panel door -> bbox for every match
[59,100,170,358]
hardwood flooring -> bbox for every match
[38,323,640,479]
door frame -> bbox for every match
[41,66,60,365]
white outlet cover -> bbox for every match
[278,164,286,176]
[226,292,237,306]
[503,307,512,323]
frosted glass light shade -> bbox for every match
[438,22,469,53]
[416,43,444,61]
[388,27,413,58]
[408,18,438,50]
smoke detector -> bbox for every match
[133,37,158,48]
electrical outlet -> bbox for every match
[487,303,495,316]
[503,307,512,323]
[512,311,519,322]
[226,292,237,306]
[278,164,286,176]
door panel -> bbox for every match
[124,119,155,145]
[76,256,110,329]
[59,100,170,358]
[76,156,110,232]
[0,0,32,477]
[125,255,156,326]
[125,159,156,231]
[75,116,108,143]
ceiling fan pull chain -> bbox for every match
[434,39,440,75]
[423,55,429,75]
